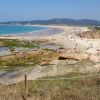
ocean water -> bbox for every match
[0,25,46,35]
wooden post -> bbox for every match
[25,74,28,100]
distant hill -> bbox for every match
[0,18,100,26]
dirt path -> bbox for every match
[0,65,46,86]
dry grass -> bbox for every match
[0,74,100,100]
[0,50,58,71]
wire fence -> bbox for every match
[0,73,100,100]
[32,73,100,81]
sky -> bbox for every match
[0,0,100,22]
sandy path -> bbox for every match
[0,66,45,86]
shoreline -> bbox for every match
[0,25,47,37]
[0,25,63,39]
[0,25,100,62]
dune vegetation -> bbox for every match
[0,74,100,100]
[0,39,39,49]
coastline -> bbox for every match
[0,25,100,85]
[0,25,100,62]
[0,25,47,37]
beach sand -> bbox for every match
[0,25,100,62]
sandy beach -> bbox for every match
[35,25,100,62]
[0,25,100,62]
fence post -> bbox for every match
[25,74,28,100]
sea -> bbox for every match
[0,25,46,35]
[0,25,47,56]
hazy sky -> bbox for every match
[0,0,100,22]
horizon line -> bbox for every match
[0,18,100,23]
